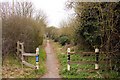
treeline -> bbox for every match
[46,26,71,46]
[47,2,120,73]
[1,2,47,59]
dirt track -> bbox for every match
[41,40,61,78]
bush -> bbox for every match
[59,35,70,46]
[2,2,47,59]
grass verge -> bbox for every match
[2,46,46,78]
[51,40,119,78]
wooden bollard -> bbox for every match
[36,48,39,69]
[67,48,70,71]
[95,48,99,70]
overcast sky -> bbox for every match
[1,0,74,27]
[32,0,74,27]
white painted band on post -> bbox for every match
[36,62,39,64]
[36,65,39,69]
[95,48,99,53]
[67,48,71,53]
[95,63,99,69]
[67,64,70,71]
[36,48,39,55]
[36,62,39,69]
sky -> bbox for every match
[1,0,74,27]
[31,0,72,27]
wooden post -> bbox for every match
[95,48,99,70]
[21,43,24,54]
[22,54,23,71]
[67,48,70,71]
[21,43,24,71]
[17,41,40,70]
[16,41,20,55]
[36,48,39,69]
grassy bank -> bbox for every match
[2,45,46,78]
[51,40,119,78]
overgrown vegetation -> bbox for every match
[1,2,47,59]
[46,27,70,46]
[1,2,47,78]
[51,40,119,78]
[66,2,120,74]
[46,2,120,78]
[1,0,120,78]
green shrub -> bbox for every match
[59,35,70,46]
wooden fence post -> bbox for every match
[17,41,39,69]
[16,41,20,56]
[21,43,24,71]
[67,48,70,71]
[36,48,39,69]
[95,48,99,70]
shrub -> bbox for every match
[59,35,70,46]
[2,2,46,59]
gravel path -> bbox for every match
[41,40,61,78]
